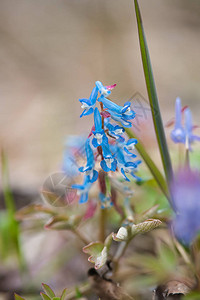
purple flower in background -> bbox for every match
[184,108,200,149]
[171,97,200,149]
[171,97,186,144]
[171,168,200,245]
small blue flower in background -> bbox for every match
[100,144,117,172]
[99,193,113,209]
[92,107,108,148]
[184,108,200,149]
[79,139,98,183]
[171,97,185,144]
[79,86,98,117]
[171,168,200,245]
[62,135,86,177]
[72,176,92,204]
[95,81,111,97]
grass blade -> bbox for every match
[133,0,173,191]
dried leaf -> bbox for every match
[45,215,81,230]
[112,227,129,242]
[83,242,107,269]
[131,219,162,235]
[15,204,55,220]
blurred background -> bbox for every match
[0,0,200,298]
[1,0,200,188]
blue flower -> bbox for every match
[92,107,108,148]
[98,96,135,127]
[95,81,111,97]
[115,146,141,182]
[184,108,200,149]
[79,139,98,183]
[106,123,125,142]
[171,97,186,144]
[99,192,113,209]
[79,86,98,117]
[99,96,135,120]
[100,144,117,172]
[123,138,138,157]
[72,175,92,204]
[171,168,200,245]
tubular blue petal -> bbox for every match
[83,107,94,116]
[96,81,111,96]
[99,96,122,114]
[126,138,138,146]
[91,170,98,182]
[121,168,130,182]
[94,107,102,132]
[89,86,98,105]
[85,139,94,168]
[124,147,137,157]
[79,98,91,105]
[80,109,86,118]
[100,160,110,172]
[79,192,89,203]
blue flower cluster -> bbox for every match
[72,81,141,204]
[171,97,200,149]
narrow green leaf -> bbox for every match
[125,128,169,199]
[14,294,25,300]
[1,150,24,267]
[60,288,67,300]
[133,0,173,204]
[42,284,55,298]
[40,293,51,300]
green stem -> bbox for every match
[113,240,131,274]
[125,128,169,200]
[99,208,107,242]
[72,228,90,245]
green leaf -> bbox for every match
[14,294,25,300]
[60,288,67,300]
[83,242,107,269]
[133,0,173,205]
[75,287,82,298]
[42,284,55,298]
[40,293,51,300]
